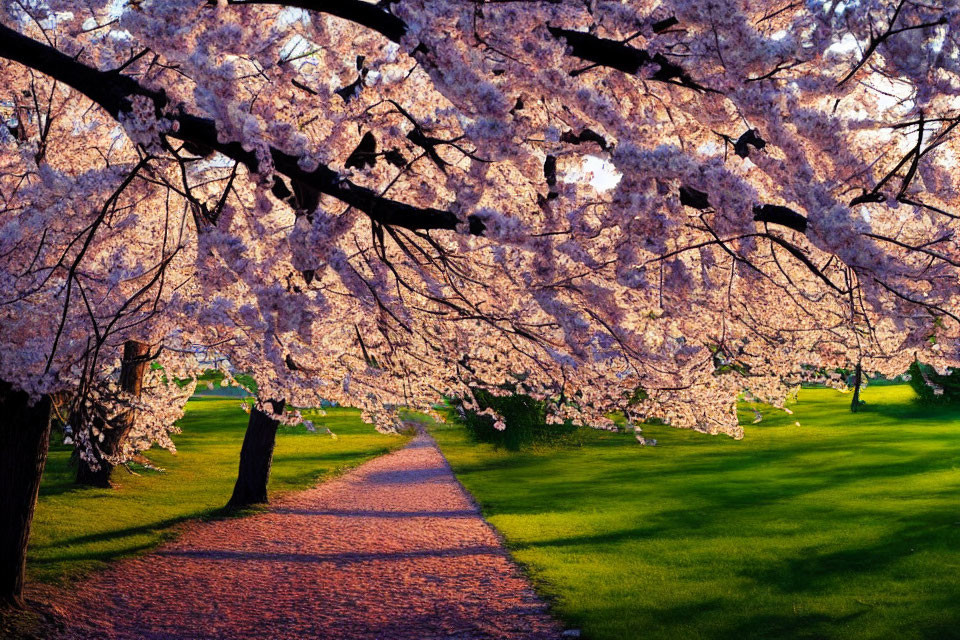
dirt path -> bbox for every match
[43,435,563,639]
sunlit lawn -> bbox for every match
[432,385,960,640]
[29,396,409,584]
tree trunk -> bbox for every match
[0,381,52,609]
[76,340,151,487]
[850,361,863,413]
[227,398,285,508]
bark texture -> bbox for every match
[0,381,52,608]
[227,398,285,508]
[851,361,863,413]
[76,340,152,487]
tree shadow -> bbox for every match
[741,510,960,594]
[362,467,450,485]
[156,545,505,565]
[857,399,960,423]
[270,508,477,518]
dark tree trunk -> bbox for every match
[227,398,285,508]
[0,381,52,609]
[851,361,863,413]
[76,340,151,487]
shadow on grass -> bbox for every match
[638,592,960,640]
[270,446,397,467]
[722,610,868,640]
[30,505,263,555]
[456,443,958,523]
[432,386,960,640]
[741,509,960,593]
[856,398,960,423]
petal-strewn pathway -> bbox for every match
[45,435,562,639]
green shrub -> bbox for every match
[907,361,960,403]
[455,388,584,451]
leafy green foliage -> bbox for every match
[907,361,960,404]
[455,389,584,451]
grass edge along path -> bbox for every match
[28,396,411,586]
[432,384,960,640]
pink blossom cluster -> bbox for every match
[0,0,957,447]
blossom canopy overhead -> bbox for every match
[0,0,958,438]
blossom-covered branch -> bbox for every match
[0,22,485,236]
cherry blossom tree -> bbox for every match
[1,0,959,607]
[68,341,197,486]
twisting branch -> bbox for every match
[228,0,712,91]
[0,23,486,236]
[850,114,960,214]
[546,27,714,91]
[223,0,407,42]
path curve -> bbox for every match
[43,435,563,639]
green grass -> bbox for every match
[431,384,960,640]
[29,397,409,584]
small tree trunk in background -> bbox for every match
[76,340,151,487]
[0,381,52,609]
[850,361,863,413]
[227,398,285,508]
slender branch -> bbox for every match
[837,3,947,86]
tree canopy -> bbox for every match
[1,0,958,442]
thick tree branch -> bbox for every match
[678,185,811,234]
[227,0,408,42]
[231,1,709,90]
[0,23,485,236]
[752,204,808,233]
[546,27,712,91]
